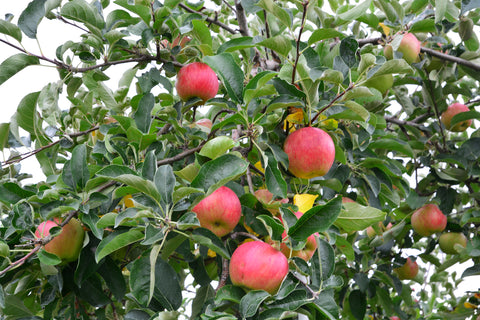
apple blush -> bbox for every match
[175,62,219,105]
[411,204,447,237]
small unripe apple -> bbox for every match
[438,232,468,254]
[440,103,472,132]
[175,62,219,105]
[279,212,317,261]
[35,218,85,262]
[229,241,289,294]
[394,257,419,280]
[0,241,9,258]
[384,33,421,64]
[411,204,447,237]
[283,127,335,179]
[192,186,241,237]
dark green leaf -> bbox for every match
[264,151,288,199]
[37,249,62,265]
[204,53,244,103]
[257,35,291,58]
[98,257,127,301]
[18,0,46,39]
[60,0,105,31]
[142,150,157,180]
[134,93,154,133]
[450,111,480,128]
[239,290,270,318]
[190,228,230,259]
[70,144,89,190]
[0,183,35,205]
[349,290,366,320]
[217,36,255,53]
[308,29,345,45]
[0,20,22,42]
[155,165,175,207]
[339,37,358,68]
[0,54,40,86]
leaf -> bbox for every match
[264,151,288,199]
[0,54,40,86]
[61,0,105,31]
[461,0,480,13]
[368,59,414,77]
[0,183,35,205]
[37,249,62,265]
[339,37,358,68]
[95,229,144,262]
[462,264,480,278]
[257,35,292,58]
[134,93,154,133]
[314,238,336,281]
[257,0,292,29]
[199,136,236,159]
[344,101,370,121]
[435,0,448,23]
[265,95,304,113]
[204,53,244,103]
[349,290,367,320]
[155,165,175,208]
[338,0,372,21]
[308,29,345,45]
[288,197,342,241]
[0,20,22,42]
[18,0,46,39]
[409,19,436,33]
[293,194,318,213]
[70,144,90,190]
[191,154,248,194]
[257,215,284,241]
[190,228,230,259]
[0,123,9,151]
[97,257,127,301]
[192,20,213,53]
[239,290,270,318]
[334,202,385,232]
[217,37,255,53]
[370,138,414,157]
[450,111,480,128]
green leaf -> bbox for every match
[199,136,236,159]
[0,54,40,86]
[71,144,89,190]
[239,290,270,318]
[340,37,358,68]
[244,71,277,104]
[369,59,414,77]
[263,151,288,199]
[338,0,372,21]
[37,249,62,265]
[370,138,414,157]
[344,101,370,121]
[257,35,292,58]
[257,0,292,29]
[215,285,245,304]
[190,228,230,259]
[142,150,157,180]
[409,19,436,33]
[349,290,367,320]
[435,0,448,23]
[204,53,244,103]
[61,0,105,31]
[257,215,284,241]
[0,123,9,151]
[288,197,342,241]
[134,93,154,133]
[334,202,385,232]
[0,20,22,42]
[308,29,345,45]
[217,37,255,54]
[95,229,144,262]
[191,154,248,194]
[18,0,46,39]
[0,183,35,205]
[113,0,151,24]
[155,165,175,208]
[314,238,335,281]
[450,111,480,128]
[265,95,304,113]
[97,257,127,301]
[335,236,355,261]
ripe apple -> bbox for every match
[192,186,241,237]
[254,189,288,216]
[279,211,317,261]
[229,241,289,294]
[384,33,421,64]
[283,127,335,179]
[438,232,468,254]
[175,62,219,105]
[394,257,419,280]
[35,218,85,262]
[364,74,394,94]
[411,204,447,237]
[440,102,472,132]
[390,317,400,320]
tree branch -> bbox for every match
[311,83,355,124]
[234,0,250,37]
[292,1,309,84]
[384,116,429,131]
[421,47,480,72]
[178,3,237,34]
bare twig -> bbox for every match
[384,116,429,131]
[156,145,203,166]
[178,3,237,34]
[216,257,230,292]
[421,47,480,72]
[292,1,309,84]
[311,83,355,124]
[55,15,90,33]
[234,0,250,37]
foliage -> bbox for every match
[1,0,480,319]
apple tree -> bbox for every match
[1,0,480,319]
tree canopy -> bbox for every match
[0,0,480,319]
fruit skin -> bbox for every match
[0,241,9,258]
[283,127,335,179]
[438,232,468,254]
[192,186,242,237]
[394,257,419,280]
[440,103,472,132]
[342,197,355,203]
[196,118,213,129]
[411,204,447,237]
[35,218,85,262]
[384,33,421,64]
[279,212,317,261]
[229,241,289,294]
[175,62,219,104]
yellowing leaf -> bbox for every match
[294,194,318,213]
[254,161,265,174]
[379,22,390,36]
[286,108,304,124]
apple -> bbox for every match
[394,257,419,280]
[411,204,447,237]
[384,33,421,64]
[342,197,355,203]
[175,62,219,105]
[438,232,468,254]
[283,127,335,179]
[192,186,241,237]
[390,317,400,320]
[229,241,289,294]
[254,189,288,216]
[196,118,213,129]
[279,211,317,261]
[161,35,191,49]
[440,102,472,132]
[35,218,85,262]
[364,74,394,94]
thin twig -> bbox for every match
[156,145,203,166]
[216,257,230,292]
[424,81,447,151]
[384,116,429,131]
[234,0,250,37]
[178,3,237,34]
[311,83,355,124]
[292,1,309,84]
[55,15,90,33]
[245,166,255,194]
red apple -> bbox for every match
[176,62,219,105]
[394,257,419,280]
[35,218,85,262]
[390,316,400,320]
[254,189,288,216]
[438,232,468,254]
[192,186,241,237]
[440,103,472,132]
[384,33,421,64]
[279,211,317,261]
[342,197,355,203]
[411,204,447,237]
[283,127,335,179]
[229,241,289,294]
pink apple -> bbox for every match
[279,211,317,261]
[35,218,85,262]
[438,232,467,254]
[229,241,289,294]
[394,257,419,280]
[196,118,213,129]
[411,204,447,237]
[384,33,421,64]
[283,127,335,179]
[192,186,241,237]
[175,62,219,104]
[440,103,472,132]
